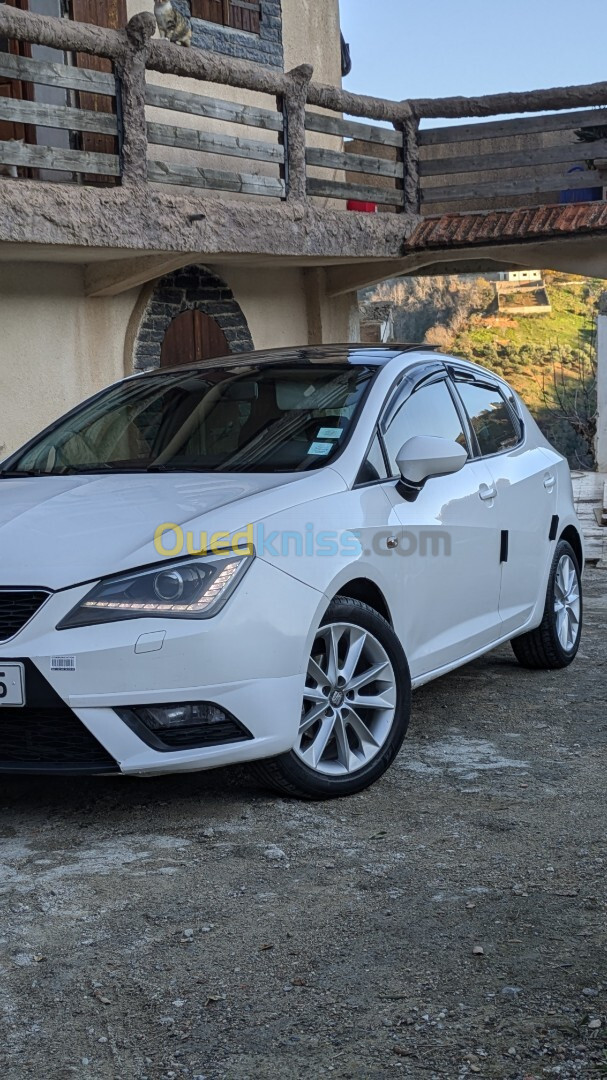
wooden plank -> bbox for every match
[0,51,115,96]
[147,121,284,163]
[306,176,404,207]
[420,138,607,177]
[148,158,285,197]
[305,110,402,148]
[421,167,603,205]
[306,145,404,179]
[0,95,117,136]
[0,139,119,176]
[145,83,283,133]
[419,108,607,147]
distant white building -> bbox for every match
[495,270,542,282]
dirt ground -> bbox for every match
[1,569,606,1080]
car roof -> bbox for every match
[141,344,435,376]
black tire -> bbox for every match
[511,539,582,670]
[252,597,411,800]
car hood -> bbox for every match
[0,470,345,589]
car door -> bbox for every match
[379,371,503,681]
[452,375,557,636]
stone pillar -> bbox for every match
[284,64,313,203]
[597,293,607,473]
[121,13,156,186]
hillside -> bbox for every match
[365,272,600,467]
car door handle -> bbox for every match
[544,473,556,491]
[478,483,497,502]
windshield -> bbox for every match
[4,364,376,476]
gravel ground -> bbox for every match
[1,568,606,1080]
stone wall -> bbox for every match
[134,265,254,370]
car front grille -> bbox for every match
[0,590,49,642]
[0,707,117,772]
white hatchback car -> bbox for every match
[0,346,583,798]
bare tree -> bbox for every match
[534,345,597,466]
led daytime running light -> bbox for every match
[81,561,241,614]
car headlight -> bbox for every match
[57,553,253,628]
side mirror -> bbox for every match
[396,435,467,498]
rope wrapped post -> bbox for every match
[120,13,156,185]
[284,63,313,203]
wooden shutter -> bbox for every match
[229,0,261,35]
[190,0,224,24]
[0,2,35,155]
[191,0,261,35]
[69,0,126,182]
[160,311,229,369]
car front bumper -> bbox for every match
[0,559,322,776]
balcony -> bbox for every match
[2,6,607,293]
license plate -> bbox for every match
[0,663,25,707]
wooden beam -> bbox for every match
[419,108,607,146]
[0,52,116,95]
[0,140,119,176]
[145,83,284,132]
[306,145,403,179]
[411,81,607,122]
[305,112,402,147]
[147,158,285,197]
[0,96,118,136]
[84,255,197,297]
[420,138,607,177]
[307,176,404,207]
[0,4,123,60]
[422,168,603,205]
[147,121,284,163]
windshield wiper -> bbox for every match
[0,469,48,478]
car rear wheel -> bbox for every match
[253,598,411,800]
[511,539,582,670]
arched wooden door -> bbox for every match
[160,309,230,369]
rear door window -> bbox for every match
[455,383,520,457]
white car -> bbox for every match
[0,346,583,798]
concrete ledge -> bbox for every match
[0,178,419,265]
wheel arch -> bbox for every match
[559,524,584,571]
[330,577,393,626]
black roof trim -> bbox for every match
[139,343,435,376]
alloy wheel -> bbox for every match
[554,553,581,652]
[295,622,397,777]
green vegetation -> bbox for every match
[365,272,600,467]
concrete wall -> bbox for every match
[0,260,357,457]
[0,264,137,459]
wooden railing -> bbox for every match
[0,51,119,182]
[419,108,607,213]
[1,6,607,218]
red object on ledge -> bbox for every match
[347,200,378,213]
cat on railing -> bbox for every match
[0,138,24,179]
[154,1,192,47]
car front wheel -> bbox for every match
[253,597,411,799]
[511,539,583,670]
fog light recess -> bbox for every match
[115,703,253,751]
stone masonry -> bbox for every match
[134,264,254,370]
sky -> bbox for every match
[340,0,606,123]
